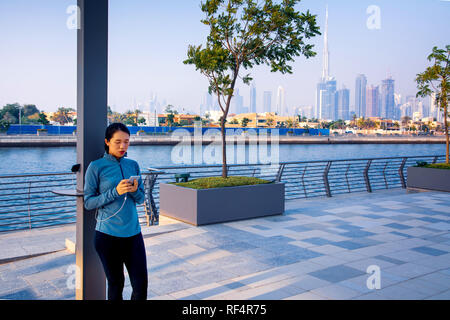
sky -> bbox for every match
[0,0,449,114]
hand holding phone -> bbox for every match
[128,176,140,184]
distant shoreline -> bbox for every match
[0,135,446,147]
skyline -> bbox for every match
[0,0,449,114]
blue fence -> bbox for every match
[7,125,329,136]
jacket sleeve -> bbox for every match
[84,162,120,210]
[129,162,146,205]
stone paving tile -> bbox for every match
[308,265,365,283]
[284,274,332,291]
[383,262,436,279]
[425,289,450,300]
[284,291,329,300]
[310,283,362,300]
[411,246,448,256]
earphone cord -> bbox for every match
[95,194,128,222]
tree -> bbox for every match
[165,105,178,115]
[123,110,136,126]
[241,117,250,127]
[166,113,175,127]
[184,0,320,178]
[23,104,39,117]
[134,109,142,126]
[137,116,146,126]
[416,45,449,163]
[0,119,10,132]
[37,112,50,125]
[51,107,75,125]
[266,117,274,127]
[0,103,20,124]
[286,118,294,128]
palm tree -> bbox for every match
[241,117,250,128]
[286,118,294,128]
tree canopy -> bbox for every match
[184,0,320,177]
[416,45,449,163]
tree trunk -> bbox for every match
[221,118,228,178]
[221,71,239,179]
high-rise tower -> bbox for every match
[276,86,285,116]
[322,5,330,82]
[250,83,257,113]
[315,5,338,120]
[355,74,367,118]
[380,77,395,119]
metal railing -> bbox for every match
[0,154,445,233]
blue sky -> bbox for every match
[0,0,449,113]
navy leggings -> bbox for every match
[94,231,148,300]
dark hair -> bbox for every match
[104,122,130,153]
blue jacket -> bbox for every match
[84,153,145,237]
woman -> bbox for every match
[84,122,148,300]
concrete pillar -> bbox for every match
[76,0,108,300]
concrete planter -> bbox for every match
[407,166,450,192]
[159,182,285,226]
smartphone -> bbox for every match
[128,176,140,184]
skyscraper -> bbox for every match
[315,6,337,120]
[366,85,379,117]
[233,88,244,114]
[324,79,337,120]
[276,86,285,116]
[250,83,256,113]
[380,77,395,119]
[322,5,330,81]
[355,74,367,118]
[337,87,350,120]
[316,82,327,119]
[263,91,272,113]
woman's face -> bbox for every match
[105,130,130,159]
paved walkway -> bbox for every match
[1,189,449,300]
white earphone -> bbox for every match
[95,194,128,222]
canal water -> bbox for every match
[0,143,445,175]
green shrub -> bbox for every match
[424,163,450,170]
[415,161,428,167]
[169,176,272,189]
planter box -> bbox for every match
[407,166,450,192]
[159,182,285,226]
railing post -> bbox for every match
[324,161,332,197]
[345,164,351,193]
[144,173,159,226]
[275,164,286,182]
[399,157,407,189]
[383,161,388,189]
[301,165,308,198]
[364,160,372,193]
[28,182,32,230]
